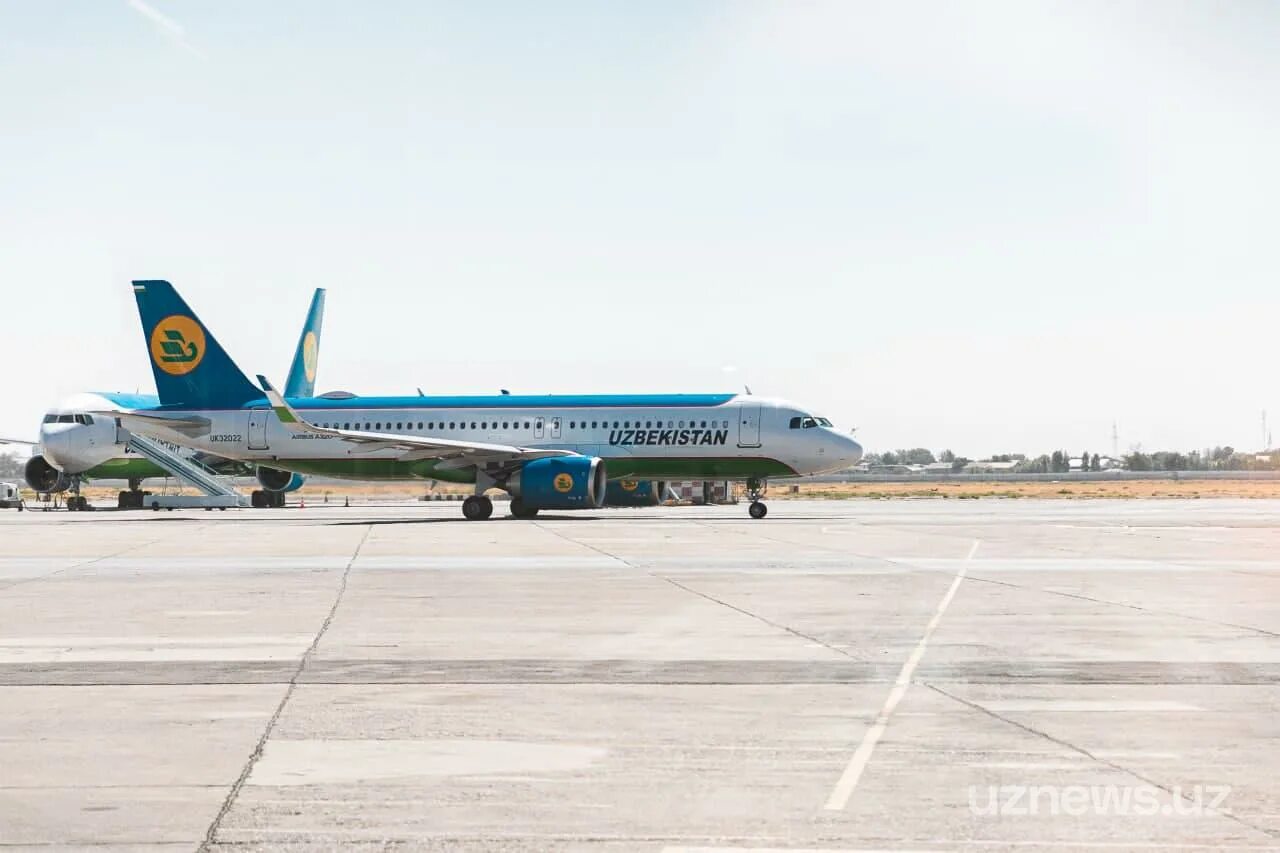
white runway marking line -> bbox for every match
[823,538,978,811]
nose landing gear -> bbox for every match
[745,477,768,519]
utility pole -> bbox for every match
[1111,420,1119,460]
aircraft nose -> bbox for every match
[40,425,72,468]
[834,432,863,467]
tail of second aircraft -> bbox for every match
[283,288,325,398]
[132,280,263,409]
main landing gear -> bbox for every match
[462,494,494,521]
[746,477,768,519]
[509,497,539,519]
[118,478,145,509]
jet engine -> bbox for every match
[24,455,70,493]
[604,479,665,507]
[256,465,306,493]
[509,456,606,509]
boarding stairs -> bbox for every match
[125,433,249,506]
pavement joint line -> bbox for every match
[0,530,177,592]
[823,538,977,811]
[960,573,1280,639]
[534,516,865,662]
[196,523,372,852]
[924,683,1280,841]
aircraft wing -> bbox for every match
[257,376,576,466]
[88,409,212,437]
[0,437,36,446]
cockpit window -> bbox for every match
[57,414,75,423]
[43,414,57,423]
[74,414,93,425]
[790,415,821,429]
[817,417,832,427]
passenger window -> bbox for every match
[470,422,476,429]
[613,421,619,428]
[591,421,598,428]
[524,421,530,429]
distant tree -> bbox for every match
[1016,454,1050,474]
[1081,451,1090,472]
[879,451,900,466]
[939,449,955,463]
[1090,453,1102,472]
[0,453,22,478]
[1125,451,1152,471]
[951,456,971,472]
[898,448,936,465]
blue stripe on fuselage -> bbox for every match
[110,393,737,413]
[288,393,736,411]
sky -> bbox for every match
[2,1,1278,459]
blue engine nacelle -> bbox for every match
[604,479,665,507]
[510,456,606,509]
[256,465,306,493]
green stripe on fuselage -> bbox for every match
[268,456,797,483]
[83,458,169,480]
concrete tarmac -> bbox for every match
[0,499,1278,851]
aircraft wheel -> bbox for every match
[462,495,493,520]
[509,497,539,519]
[749,501,768,519]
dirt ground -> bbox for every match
[40,478,1280,505]
[770,479,1280,500]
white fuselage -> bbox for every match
[119,394,862,481]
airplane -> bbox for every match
[105,280,862,520]
[12,288,327,510]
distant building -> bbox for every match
[964,460,1019,473]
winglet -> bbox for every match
[257,375,300,425]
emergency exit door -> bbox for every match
[737,404,761,448]
[248,408,270,450]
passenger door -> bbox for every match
[737,404,761,448]
[248,408,270,450]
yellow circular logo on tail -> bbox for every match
[149,315,206,376]
[302,331,319,383]
[553,473,574,493]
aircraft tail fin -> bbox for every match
[283,288,326,398]
[132,280,263,409]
